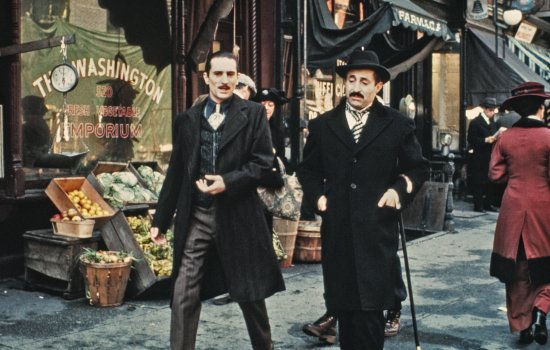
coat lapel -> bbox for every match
[219,96,248,152]
[182,104,202,176]
[327,102,355,152]
[354,100,392,154]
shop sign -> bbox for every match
[21,18,172,166]
[515,21,538,43]
[466,0,489,20]
[395,8,443,35]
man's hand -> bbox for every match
[149,227,167,245]
[485,136,496,143]
[196,174,226,195]
[317,195,327,212]
[377,189,401,210]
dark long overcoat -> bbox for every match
[489,118,550,285]
[467,114,497,185]
[297,98,428,312]
[153,96,285,303]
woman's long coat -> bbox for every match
[297,99,428,311]
[489,118,550,286]
[153,96,285,303]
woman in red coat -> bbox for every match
[489,82,550,345]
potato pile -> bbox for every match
[127,215,173,277]
[67,189,110,218]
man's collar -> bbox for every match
[480,112,491,124]
[345,100,372,114]
[204,95,233,117]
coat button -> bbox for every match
[350,183,357,189]
[353,158,358,164]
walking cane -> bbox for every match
[398,214,421,350]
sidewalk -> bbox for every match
[0,200,522,349]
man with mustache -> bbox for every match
[150,51,285,350]
[297,48,428,349]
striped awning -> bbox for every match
[506,36,550,82]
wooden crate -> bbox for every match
[23,229,102,299]
[87,161,156,208]
[96,211,168,297]
[45,177,115,222]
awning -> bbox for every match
[307,0,449,68]
[506,36,550,82]
[383,0,453,41]
[465,27,550,107]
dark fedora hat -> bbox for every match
[335,48,390,83]
[502,82,550,110]
[480,97,498,108]
[253,87,289,105]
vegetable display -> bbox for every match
[127,215,173,277]
[136,165,166,195]
[80,248,136,264]
[96,171,158,208]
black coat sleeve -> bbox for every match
[296,118,325,210]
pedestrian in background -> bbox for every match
[150,51,284,350]
[253,88,289,165]
[489,82,550,346]
[467,97,500,212]
[297,48,428,350]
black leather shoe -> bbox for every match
[533,308,548,345]
[302,313,337,338]
[474,206,486,213]
[519,326,534,344]
[212,294,233,305]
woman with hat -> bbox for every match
[489,82,550,345]
[253,88,289,164]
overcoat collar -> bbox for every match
[327,98,392,154]
[181,94,249,154]
[513,117,546,128]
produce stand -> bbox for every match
[23,229,102,299]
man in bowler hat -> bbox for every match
[297,48,428,349]
[467,97,500,212]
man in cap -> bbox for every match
[234,73,257,100]
[297,48,428,349]
[467,97,500,212]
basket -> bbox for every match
[51,219,95,238]
[80,258,132,307]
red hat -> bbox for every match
[502,82,550,110]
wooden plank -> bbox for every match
[0,35,76,57]
[96,211,157,297]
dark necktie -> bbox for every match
[346,104,368,142]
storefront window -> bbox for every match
[431,52,460,153]
[20,0,172,180]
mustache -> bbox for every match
[349,92,364,98]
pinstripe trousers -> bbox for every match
[170,205,273,350]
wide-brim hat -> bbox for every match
[253,88,289,105]
[480,97,498,108]
[502,82,550,110]
[22,95,48,115]
[335,49,390,83]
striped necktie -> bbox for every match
[346,104,368,142]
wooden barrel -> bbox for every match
[294,220,322,263]
[273,217,299,268]
[81,260,132,307]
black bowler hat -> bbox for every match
[501,82,550,110]
[335,48,390,83]
[480,97,498,108]
[253,87,289,105]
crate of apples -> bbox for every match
[51,209,96,238]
